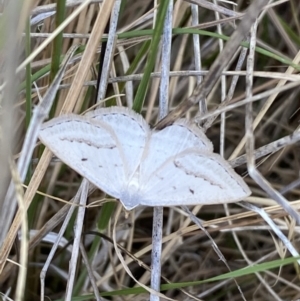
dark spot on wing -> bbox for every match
[189,188,194,194]
[81,158,88,161]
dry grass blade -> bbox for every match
[9,160,28,301]
[245,20,300,225]
[0,47,77,275]
[64,180,88,301]
[155,0,269,129]
[230,130,300,168]
[186,0,243,17]
[61,0,115,113]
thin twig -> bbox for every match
[150,1,173,300]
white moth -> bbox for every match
[39,106,251,210]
